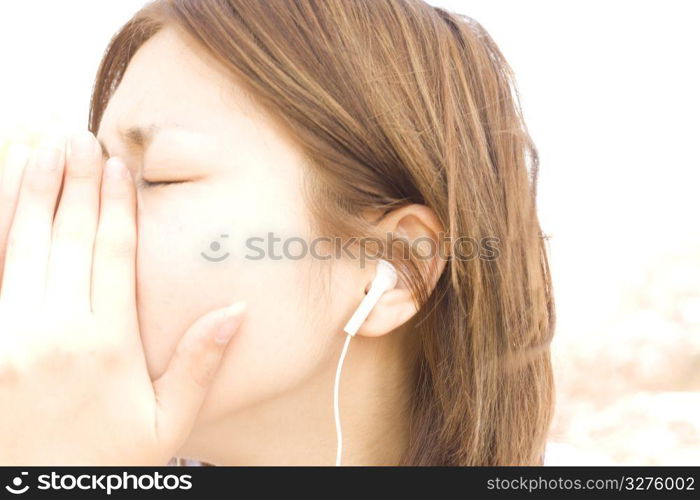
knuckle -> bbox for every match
[182,338,214,389]
[0,356,21,385]
[33,336,124,372]
[36,342,80,372]
[191,361,215,389]
[53,218,92,244]
[23,170,58,195]
[5,233,48,269]
[98,232,135,259]
[6,232,32,257]
[97,338,125,368]
[103,183,133,201]
[65,164,99,183]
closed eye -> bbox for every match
[138,178,188,189]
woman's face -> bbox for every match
[97,28,354,430]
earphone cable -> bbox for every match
[333,332,353,466]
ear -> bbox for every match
[354,204,447,338]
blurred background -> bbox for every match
[1,0,698,465]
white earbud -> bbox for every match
[334,259,398,466]
[342,259,398,336]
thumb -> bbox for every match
[153,301,247,449]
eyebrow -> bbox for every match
[97,124,161,160]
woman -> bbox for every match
[0,0,554,465]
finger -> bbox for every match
[91,157,137,320]
[1,138,66,304]
[0,143,32,287]
[0,140,5,179]
[152,302,246,448]
[45,132,103,310]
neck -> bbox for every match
[180,329,415,465]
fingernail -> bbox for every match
[214,302,247,344]
[105,157,128,179]
[70,130,98,158]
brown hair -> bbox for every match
[89,0,555,465]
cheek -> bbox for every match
[134,182,341,419]
[135,214,225,381]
